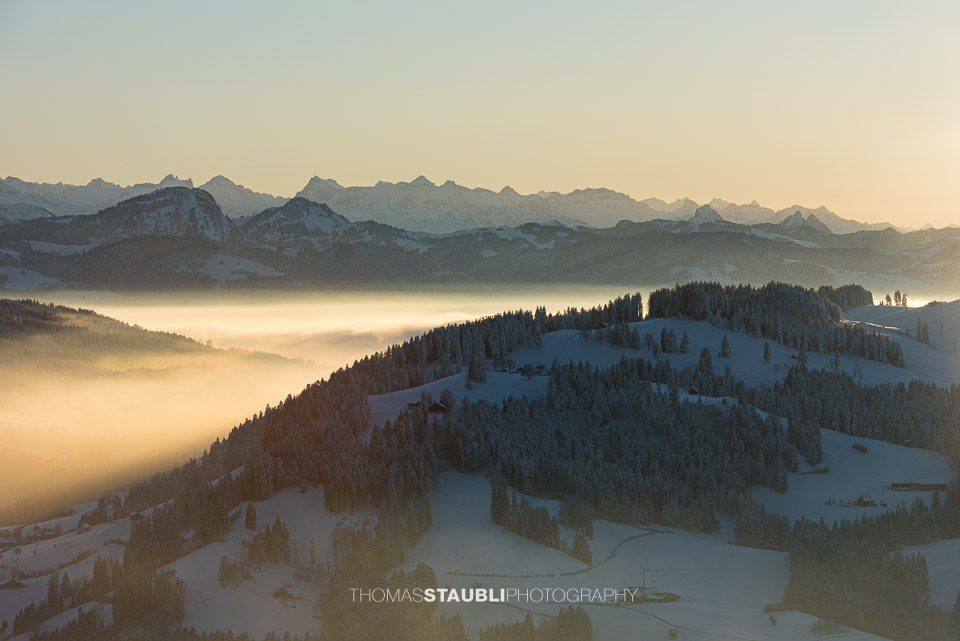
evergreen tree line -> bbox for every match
[490,482,561,549]
[917,317,931,344]
[735,488,960,641]
[816,284,875,310]
[477,606,593,641]
[739,368,960,462]
[78,495,123,528]
[647,282,904,367]
[490,471,606,566]
[13,541,187,636]
[337,293,643,391]
[437,359,800,533]
[247,515,292,570]
[13,560,185,637]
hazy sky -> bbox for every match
[1,1,958,226]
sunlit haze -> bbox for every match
[1,1,958,227]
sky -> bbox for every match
[1,0,958,227]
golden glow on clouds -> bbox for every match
[1,1,958,226]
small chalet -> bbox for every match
[407,400,449,414]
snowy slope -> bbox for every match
[0,519,131,575]
[903,538,960,609]
[507,318,960,388]
[0,203,54,226]
[846,302,960,353]
[369,316,956,529]
[199,255,281,281]
[166,486,372,639]
[0,538,124,632]
[402,472,888,641]
[752,428,954,523]
[0,267,61,290]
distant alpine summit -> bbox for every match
[779,210,832,233]
[1,173,905,234]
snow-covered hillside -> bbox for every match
[369,316,957,525]
[166,486,372,639]
[846,302,960,353]
[752,428,954,523]
[6,303,958,641]
[402,472,887,641]
[904,538,960,609]
[0,203,54,226]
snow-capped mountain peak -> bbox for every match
[157,174,193,188]
[95,187,240,243]
[197,175,286,219]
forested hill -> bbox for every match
[0,299,203,352]
[647,282,904,367]
[11,283,960,641]
[0,298,292,365]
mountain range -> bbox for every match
[2,187,958,297]
[0,174,282,223]
[1,174,906,233]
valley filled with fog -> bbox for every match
[40,286,638,370]
[1,286,633,523]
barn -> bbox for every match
[890,477,949,492]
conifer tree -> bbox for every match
[571,533,593,565]
[718,335,732,358]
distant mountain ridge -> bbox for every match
[3,187,243,246]
[0,174,194,218]
[1,173,906,233]
[1,186,959,296]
